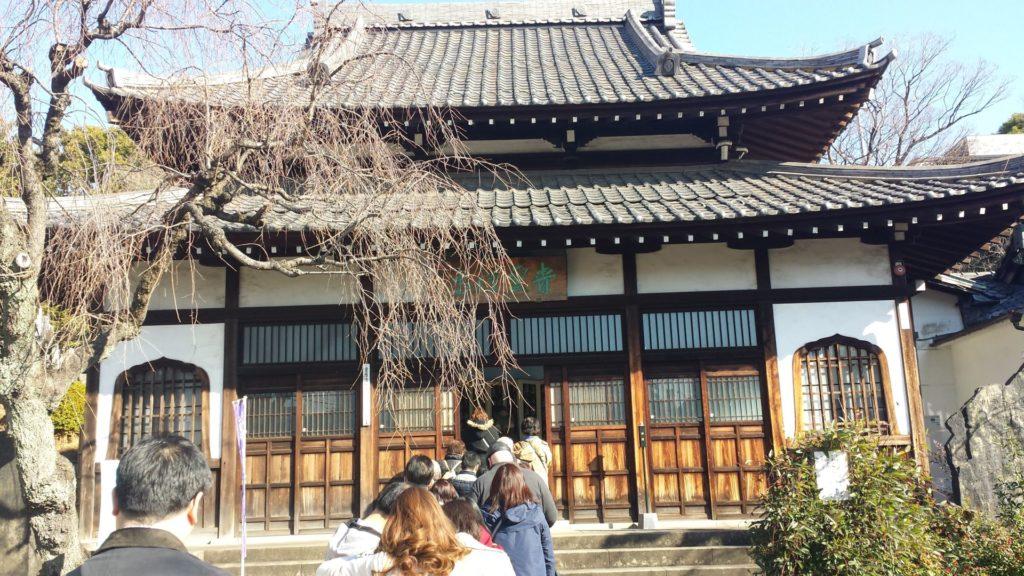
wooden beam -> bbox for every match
[217,265,240,538]
[77,366,100,540]
[755,249,786,454]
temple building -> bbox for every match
[75,0,1024,540]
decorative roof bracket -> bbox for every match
[624,8,679,77]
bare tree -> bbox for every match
[0,2,517,573]
[827,34,1010,166]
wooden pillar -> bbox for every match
[622,253,650,517]
[897,298,930,470]
[889,246,929,469]
[755,249,786,454]
[217,266,240,538]
[358,277,380,514]
[77,366,100,540]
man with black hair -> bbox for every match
[451,451,482,498]
[69,436,227,576]
[403,454,435,487]
[325,480,412,561]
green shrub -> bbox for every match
[750,428,941,575]
[50,381,85,437]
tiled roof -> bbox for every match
[13,157,1023,232]
[88,1,887,110]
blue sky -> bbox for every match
[678,0,1023,134]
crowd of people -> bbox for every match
[318,413,556,576]
[70,411,556,576]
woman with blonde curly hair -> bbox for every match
[316,487,515,576]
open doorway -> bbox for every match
[460,365,545,441]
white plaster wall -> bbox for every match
[240,266,359,307]
[108,263,226,311]
[94,323,225,541]
[567,249,623,296]
[637,244,756,293]
[912,290,964,340]
[944,320,1024,409]
[95,323,225,461]
[769,239,891,289]
[917,344,958,498]
[774,300,909,439]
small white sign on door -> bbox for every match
[813,450,850,501]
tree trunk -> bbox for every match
[0,217,84,575]
[4,394,84,575]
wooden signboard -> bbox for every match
[452,252,568,302]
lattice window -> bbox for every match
[302,390,356,437]
[549,384,563,428]
[707,374,763,423]
[568,378,625,426]
[510,314,622,355]
[379,388,455,433]
[111,359,208,457]
[246,391,296,439]
[795,335,893,434]
[648,376,702,424]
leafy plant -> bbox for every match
[50,380,85,438]
[751,428,941,576]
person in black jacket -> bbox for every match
[439,439,466,479]
[69,436,228,576]
[452,451,483,498]
[464,406,502,457]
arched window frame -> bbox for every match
[792,334,899,435]
[107,358,211,459]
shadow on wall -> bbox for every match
[0,432,39,575]
[945,361,1024,516]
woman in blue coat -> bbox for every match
[482,464,556,576]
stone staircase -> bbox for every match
[204,529,755,576]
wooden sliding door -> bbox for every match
[548,366,634,523]
[645,364,769,519]
[242,376,359,534]
[376,385,458,489]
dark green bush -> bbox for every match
[50,380,85,437]
[751,428,1024,576]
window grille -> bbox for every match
[379,388,455,433]
[643,309,757,350]
[242,323,357,365]
[797,336,891,433]
[707,374,763,423]
[302,390,356,437]
[568,378,625,426]
[116,361,205,455]
[246,392,296,439]
[549,384,564,428]
[648,376,703,424]
[510,314,622,355]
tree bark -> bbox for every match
[0,213,84,575]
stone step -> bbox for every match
[204,529,751,565]
[559,567,758,576]
[219,560,318,576]
[204,544,328,565]
[218,561,759,576]
[553,530,750,550]
[556,546,752,570]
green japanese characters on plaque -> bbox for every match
[453,252,568,302]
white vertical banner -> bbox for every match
[232,397,248,576]
[361,363,372,427]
